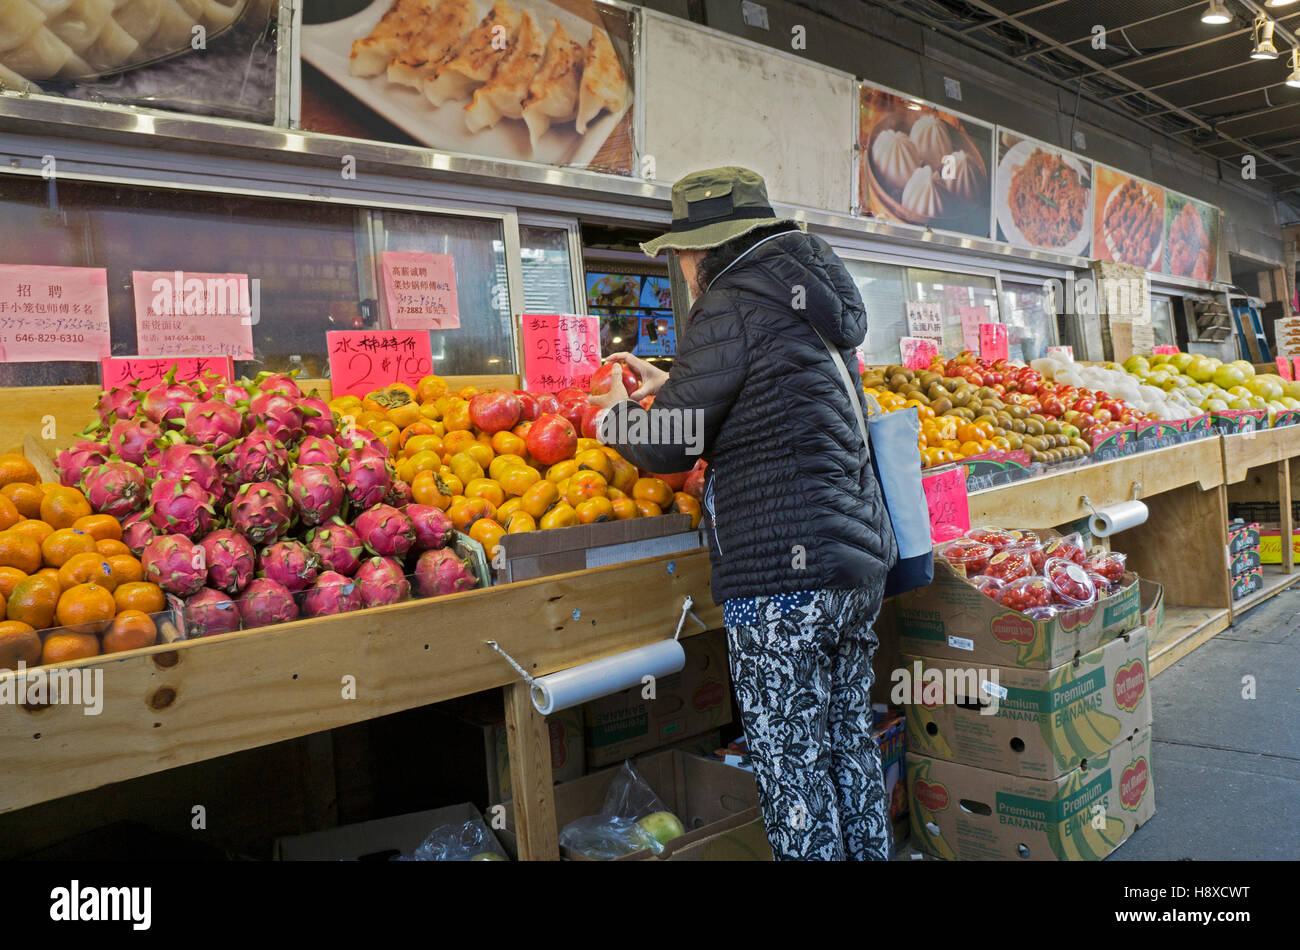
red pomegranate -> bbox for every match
[580,404,605,439]
[526,413,578,466]
[468,390,521,434]
[557,392,587,431]
[513,390,541,422]
[589,362,640,396]
[534,392,560,415]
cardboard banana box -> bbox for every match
[907,726,1155,861]
[902,627,1152,779]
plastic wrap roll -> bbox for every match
[530,639,686,716]
[1089,500,1148,537]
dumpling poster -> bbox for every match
[1162,191,1220,282]
[300,0,636,175]
[994,131,1093,258]
[857,82,994,239]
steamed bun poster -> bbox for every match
[1163,192,1220,282]
[857,82,994,239]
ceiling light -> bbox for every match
[1288,48,1300,85]
[1201,0,1231,22]
[1253,16,1279,59]
[1267,0,1299,8]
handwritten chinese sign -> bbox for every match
[327,331,433,398]
[381,252,460,331]
[132,271,255,361]
[101,356,234,389]
[922,464,971,543]
[978,323,1008,362]
[521,313,600,392]
[958,305,988,351]
[1152,345,1179,355]
[0,264,111,362]
[900,336,938,370]
[906,302,942,341]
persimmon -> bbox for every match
[575,449,613,481]
[634,499,664,518]
[610,497,638,520]
[410,471,452,510]
[576,497,614,524]
[632,477,673,508]
[672,493,703,529]
[402,433,442,457]
[546,460,579,483]
[464,443,493,470]
[499,464,541,498]
[442,429,478,457]
[520,480,560,519]
[505,511,536,533]
[468,518,505,559]
[539,502,578,530]
[102,610,158,654]
[495,497,523,522]
[565,471,608,508]
[490,431,526,457]
[609,458,639,493]
[447,497,496,531]
[488,454,526,482]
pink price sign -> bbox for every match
[132,271,255,361]
[380,251,460,331]
[1152,345,1179,355]
[922,465,970,543]
[0,264,112,363]
[522,313,601,392]
[327,331,434,398]
[958,305,988,351]
[978,323,1008,362]
[101,356,234,389]
[1277,357,1294,382]
[899,336,938,370]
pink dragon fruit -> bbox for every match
[142,534,207,597]
[353,504,415,558]
[251,371,302,400]
[288,465,344,528]
[247,392,305,445]
[83,461,147,519]
[184,399,243,451]
[415,548,477,597]
[355,556,410,608]
[108,418,162,466]
[259,539,321,592]
[302,571,364,617]
[147,442,223,494]
[183,587,241,638]
[212,379,251,407]
[301,394,335,439]
[338,429,389,459]
[384,479,414,507]
[56,440,110,489]
[94,383,140,426]
[227,481,294,546]
[293,435,341,468]
[236,577,299,628]
[121,511,159,556]
[146,476,218,540]
[219,430,288,485]
[305,518,365,577]
[141,370,196,427]
[199,529,257,595]
[406,504,453,551]
[339,452,392,511]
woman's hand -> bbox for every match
[605,352,668,400]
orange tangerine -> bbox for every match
[114,581,166,615]
[41,528,97,568]
[0,531,42,574]
[72,514,122,543]
[41,632,100,665]
[39,487,93,530]
[0,454,39,487]
[102,610,158,654]
[10,519,53,547]
[107,555,144,586]
[0,494,20,531]
[55,582,117,630]
[6,574,60,629]
[0,566,27,600]
[95,539,131,558]
[2,483,44,519]
[57,552,117,592]
[0,620,40,670]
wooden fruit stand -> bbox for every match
[1221,425,1300,615]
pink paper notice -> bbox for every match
[0,264,112,362]
[133,271,255,361]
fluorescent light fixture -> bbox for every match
[1287,47,1300,85]
[1253,15,1279,59]
[1267,0,1299,8]
[1201,0,1231,22]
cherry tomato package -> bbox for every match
[997,576,1054,612]
[969,574,1004,600]
[983,549,1034,584]
[1045,557,1097,607]
[964,526,1023,552]
[939,538,994,577]
[1087,571,1115,596]
[1043,532,1087,566]
[1083,551,1126,586]
[1005,536,1046,573]
[1023,604,1060,622]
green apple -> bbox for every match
[1150,353,1172,366]
[1188,357,1217,383]
[1248,377,1284,401]
[1171,352,1195,372]
[1282,397,1300,410]
[1213,365,1247,389]
[1228,397,1252,410]
[1203,398,1229,412]
[1061,423,1080,439]
[1230,360,1256,380]
[470,852,507,861]
[637,811,686,847]
[1284,381,1300,401]
[1123,355,1150,375]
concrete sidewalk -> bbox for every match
[1109,587,1300,861]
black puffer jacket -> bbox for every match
[602,229,897,604]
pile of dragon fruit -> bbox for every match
[58,369,480,638]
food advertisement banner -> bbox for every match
[1092,166,1165,271]
[1163,192,1219,281]
[300,0,636,175]
[994,131,1092,257]
[0,0,278,124]
[858,82,994,239]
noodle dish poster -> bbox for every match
[1092,165,1166,270]
[1162,192,1220,282]
[994,130,1093,257]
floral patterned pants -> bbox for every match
[725,583,891,861]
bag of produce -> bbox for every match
[558,761,686,860]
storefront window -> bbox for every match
[844,260,908,365]
[1000,280,1058,362]
[1151,295,1177,349]
[906,268,1000,355]
[519,226,577,315]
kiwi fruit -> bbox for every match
[1007,433,1024,450]
[1024,419,1044,436]
[1010,418,1027,434]
[942,377,960,392]
[931,397,952,415]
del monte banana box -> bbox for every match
[902,627,1152,779]
[907,725,1155,861]
[894,558,1140,669]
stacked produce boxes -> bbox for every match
[1229,520,1263,601]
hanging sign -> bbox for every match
[0,264,112,363]
[1152,345,1179,355]
[521,313,601,392]
[922,465,971,544]
[906,302,943,340]
[327,330,434,398]
[380,251,460,331]
[900,336,939,370]
[978,323,1008,362]
[958,305,988,352]
[132,271,255,360]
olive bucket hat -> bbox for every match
[639,166,804,256]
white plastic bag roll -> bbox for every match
[530,639,686,716]
[1089,500,1148,537]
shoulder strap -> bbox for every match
[807,323,870,449]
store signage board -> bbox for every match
[380,252,460,331]
[132,271,255,361]
[906,302,943,340]
[1277,357,1294,382]
[326,331,434,398]
[900,336,938,370]
[0,264,112,363]
[922,465,970,543]
[521,313,601,392]
[1047,346,1074,360]
[1152,345,1179,355]
[959,306,988,351]
[978,323,1008,362]
[101,356,234,388]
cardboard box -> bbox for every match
[494,514,701,583]
[893,558,1142,669]
[1232,567,1263,601]
[1228,521,1261,554]
[907,725,1156,861]
[1139,580,1164,644]
[902,627,1152,779]
[274,802,498,861]
[584,628,732,768]
[1230,548,1261,576]
[1259,527,1300,564]
[874,709,907,820]
[497,749,769,861]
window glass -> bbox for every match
[1151,295,1177,349]
[843,259,908,365]
[519,226,577,314]
[1000,280,1058,362]
[906,268,999,355]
